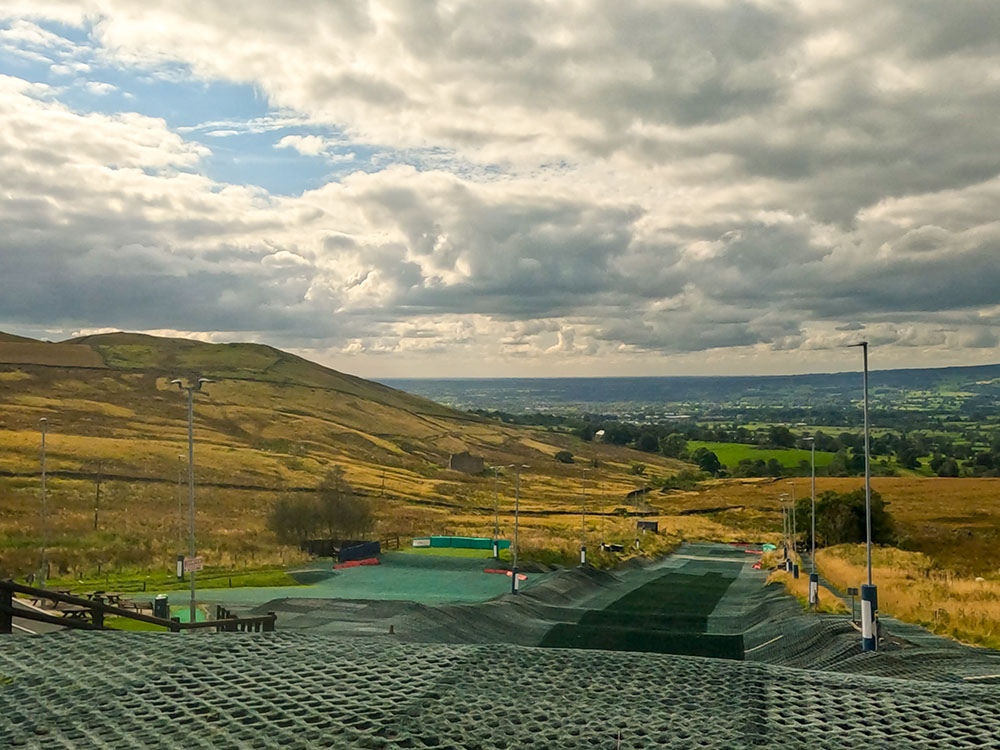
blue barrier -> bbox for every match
[339,541,381,562]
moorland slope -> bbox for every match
[0,332,686,574]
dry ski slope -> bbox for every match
[4,544,1000,748]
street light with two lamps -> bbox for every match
[170,377,213,624]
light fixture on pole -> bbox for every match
[171,377,213,625]
[787,481,796,554]
[849,341,877,651]
[779,492,789,560]
[492,467,501,560]
[39,417,48,586]
[804,436,819,608]
[510,464,528,594]
[580,468,589,566]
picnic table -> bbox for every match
[52,603,93,621]
[83,591,127,607]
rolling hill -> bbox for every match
[0,332,686,576]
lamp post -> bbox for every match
[787,482,796,554]
[171,377,213,625]
[779,492,789,559]
[804,437,819,607]
[849,341,877,651]
[492,467,501,559]
[39,417,48,586]
[176,455,185,546]
[510,464,528,594]
[580,469,589,565]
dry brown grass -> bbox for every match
[817,545,1000,649]
[766,551,848,614]
[690,476,1000,574]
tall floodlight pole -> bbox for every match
[579,474,585,564]
[850,341,877,651]
[171,377,213,625]
[787,482,796,553]
[779,493,788,559]
[511,464,527,594]
[176,455,185,546]
[804,437,819,607]
[39,417,48,585]
[492,467,501,559]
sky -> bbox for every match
[0,1,998,378]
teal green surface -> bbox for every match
[169,605,207,623]
[170,552,543,607]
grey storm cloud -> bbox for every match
[0,1,998,373]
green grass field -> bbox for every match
[43,566,300,594]
[398,546,502,559]
[688,441,835,469]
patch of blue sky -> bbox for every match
[198,128,372,195]
[1,18,501,195]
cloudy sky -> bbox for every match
[1,1,998,377]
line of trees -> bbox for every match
[268,467,375,545]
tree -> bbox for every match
[691,447,722,476]
[316,467,374,540]
[267,495,320,545]
[554,450,575,464]
[936,458,960,477]
[636,433,659,453]
[764,458,783,477]
[898,447,921,470]
[659,433,688,458]
[796,488,894,549]
[767,425,795,448]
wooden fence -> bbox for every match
[0,580,276,635]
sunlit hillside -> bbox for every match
[0,332,688,575]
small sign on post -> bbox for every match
[184,555,204,573]
[847,587,859,622]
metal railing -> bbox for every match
[1,580,276,634]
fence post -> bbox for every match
[91,601,104,629]
[1,584,12,635]
[170,616,181,633]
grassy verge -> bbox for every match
[817,544,1000,649]
[42,566,300,594]
[765,552,848,614]
[104,616,171,632]
[397,546,501,559]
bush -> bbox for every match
[554,450,575,464]
[796,488,895,548]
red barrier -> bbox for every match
[334,557,380,569]
[483,568,526,580]
[743,549,763,555]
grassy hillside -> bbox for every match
[0,332,689,577]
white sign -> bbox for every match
[412,538,431,547]
[183,555,204,572]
